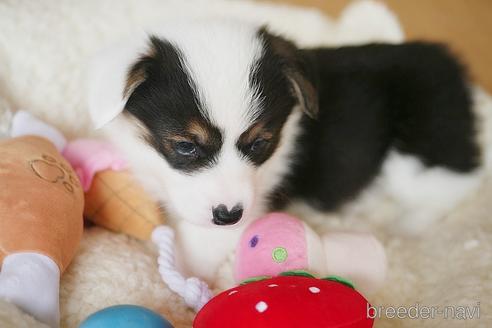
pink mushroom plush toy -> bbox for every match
[234,212,387,295]
[154,212,387,312]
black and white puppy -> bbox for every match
[89,21,481,277]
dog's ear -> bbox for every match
[258,28,319,119]
[287,64,319,119]
[87,37,149,129]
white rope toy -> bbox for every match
[152,226,213,312]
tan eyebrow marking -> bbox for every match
[167,135,192,143]
[186,120,211,144]
[157,135,191,153]
[159,121,210,150]
[240,122,273,145]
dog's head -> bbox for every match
[89,21,318,227]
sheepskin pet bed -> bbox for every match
[1,0,491,327]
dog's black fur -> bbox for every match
[274,42,480,211]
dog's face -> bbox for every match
[89,21,317,227]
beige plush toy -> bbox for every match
[0,136,84,274]
[0,133,84,327]
[62,139,166,241]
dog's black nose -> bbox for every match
[212,204,243,225]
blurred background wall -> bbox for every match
[261,0,492,93]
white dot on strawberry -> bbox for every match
[255,301,268,313]
[309,286,320,294]
[228,290,238,296]
[267,284,278,288]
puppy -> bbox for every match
[88,20,481,280]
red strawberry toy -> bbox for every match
[194,272,374,328]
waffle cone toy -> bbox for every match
[84,170,165,240]
[62,139,166,240]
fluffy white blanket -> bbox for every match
[0,0,491,327]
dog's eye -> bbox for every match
[174,141,197,156]
[250,138,269,153]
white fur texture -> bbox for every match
[1,1,491,327]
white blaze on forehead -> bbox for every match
[152,20,265,139]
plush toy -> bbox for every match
[80,304,174,328]
[194,272,374,328]
[63,139,165,240]
[234,212,387,295]
[0,112,85,327]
